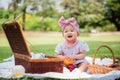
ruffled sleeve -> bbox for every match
[55,43,63,55]
[79,40,89,52]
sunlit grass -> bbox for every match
[0,32,120,62]
[0,31,120,80]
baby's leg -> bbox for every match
[77,62,89,72]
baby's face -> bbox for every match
[63,25,78,42]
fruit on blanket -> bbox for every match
[14,73,24,77]
[67,64,75,72]
[106,64,116,68]
[64,57,74,66]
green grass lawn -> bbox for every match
[0,31,120,80]
[0,31,120,62]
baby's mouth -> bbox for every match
[67,35,72,38]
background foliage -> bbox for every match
[0,0,120,32]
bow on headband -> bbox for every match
[58,16,79,31]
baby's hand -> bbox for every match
[68,55,74,60]
[57,55,67,59]
[64,57,74,66]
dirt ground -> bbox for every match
[0,30,120,37]
[89,32,120,36]
[16,31,120,37]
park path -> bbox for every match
[1,31,120,37]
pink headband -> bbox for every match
[58,16,79,32]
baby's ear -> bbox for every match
[77,32,80,36]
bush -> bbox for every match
[18,14,61,31]
[84,26,94,32]
[18,14,41,30]
[0,19,4,30]
[96,27,103,32]
[43,17,61,31]
[103,24,116,31]
[84,23,116,32]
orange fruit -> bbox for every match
[64,58,74,66]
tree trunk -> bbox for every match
[109,19,120,31]
[22,6,26,31]
[13,0,18,19]
[110,19,120,31]
[114,22,120,31]
[109,10,120,31]
[40,17,44,31]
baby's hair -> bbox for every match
[58,16,80,35]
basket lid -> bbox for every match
[2,21,32,57]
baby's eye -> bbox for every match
[71,30,74,32]
[65,30,68,33]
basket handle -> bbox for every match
[92,45,115,65]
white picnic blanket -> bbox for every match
[0,54,120,80]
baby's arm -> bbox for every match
[68,50,86,60]
[56,54,68,59]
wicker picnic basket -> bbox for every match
[88,45,120,74]
[2,21,64,74]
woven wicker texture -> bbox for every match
[88,45,120,74]
[2,21,31,57]
[2,21,64,73]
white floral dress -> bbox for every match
[55,40,89,65]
